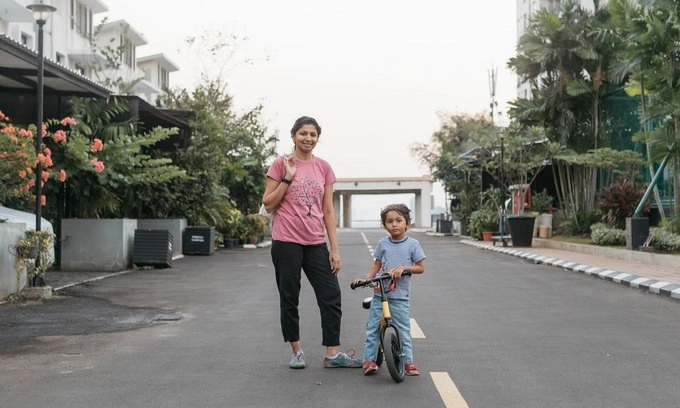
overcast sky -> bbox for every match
[104,0,518,217]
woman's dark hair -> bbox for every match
[290,116,321,137]
[380,204,412,227]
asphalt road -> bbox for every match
[1,230,679,408]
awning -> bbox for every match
[0,0,34,23]
[0,34,111,97]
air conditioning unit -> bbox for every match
[133,229,173,268]
[182,226,215,255]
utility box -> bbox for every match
[133,229,173,268]
[183,226,215,255]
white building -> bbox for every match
[0,0,177,105]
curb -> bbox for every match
[461,239,680,302]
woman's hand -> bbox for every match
[329,249,341,275]
[283,154,296,179]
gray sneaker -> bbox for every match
[323,351,363,368]
[289,351,305,369]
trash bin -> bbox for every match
[437,219,453,234]
[133,229,173,268]
[182,226,216,255]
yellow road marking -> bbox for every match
[410,318,426,338]
[431,372,470,408]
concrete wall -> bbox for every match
[0,223,28,298]
[61,219,137,272]
[136,219,187,259]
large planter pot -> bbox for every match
[482,231,493,241]
[61,219,137,271]
[0,223,28,298]
[507,215,536,247]
[626,217,649,250]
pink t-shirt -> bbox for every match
[267,156,336,245]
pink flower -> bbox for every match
[90,158,105,173]
[41,124,47,137]
[60,117,77,126]
[90,138,104,153]
[18,170,26,178]
[19,128,32,137]
[52,130,67,143]
[41,170,49,182]
[59,169,67,182]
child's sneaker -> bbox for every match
[405,362,419,376]
[323,351,363,368]
[362,360,378,375]
[289,350,305,369]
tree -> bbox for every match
[508,0,634,221]
[159,30,277,227]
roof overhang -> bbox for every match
[0,0,34,22]
[137,53,180,72]
[0,35,111,97]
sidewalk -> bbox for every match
[460,237,680,301]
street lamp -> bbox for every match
[27,1,56,232]
[499,134,505,239]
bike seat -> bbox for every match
[362,297,372,310]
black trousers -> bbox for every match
[271,240,342,347]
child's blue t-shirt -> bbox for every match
[372,236,426,300]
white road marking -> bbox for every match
[431,372,470,408]
[410,318,426,338]
[360,232,373,255]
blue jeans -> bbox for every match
[362,296,413,363]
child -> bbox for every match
[354,204,426,376]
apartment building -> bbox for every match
[0,0,177,105]
[515,0,609,98]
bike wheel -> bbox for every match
[383,327,405,383]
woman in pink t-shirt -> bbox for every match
[262,116,361,369]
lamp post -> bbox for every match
[27,1,56,232]
[499,134,505,239]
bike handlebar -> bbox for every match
[350,270,412,290]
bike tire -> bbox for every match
[376,346,383,367]
[384,327,405,383]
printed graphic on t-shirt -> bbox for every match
[291,177,323,216]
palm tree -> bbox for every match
[609,0,670,219]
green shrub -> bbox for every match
[560,209,600,236]
[469,209,499,240]
[659,216,680,234]
[531,189,554,213]
[649,227,680,253]
[590,223,625,246]
[596,176,648,229]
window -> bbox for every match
[72,1,91,36]
[20,33,31,47]
[56,53,65,64]
[120,36,135,67]
[159,67,169,89]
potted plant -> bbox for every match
[469,209,499,241]
[10,229,54,287]
[222,208,246,247]
[245,214,269,245]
